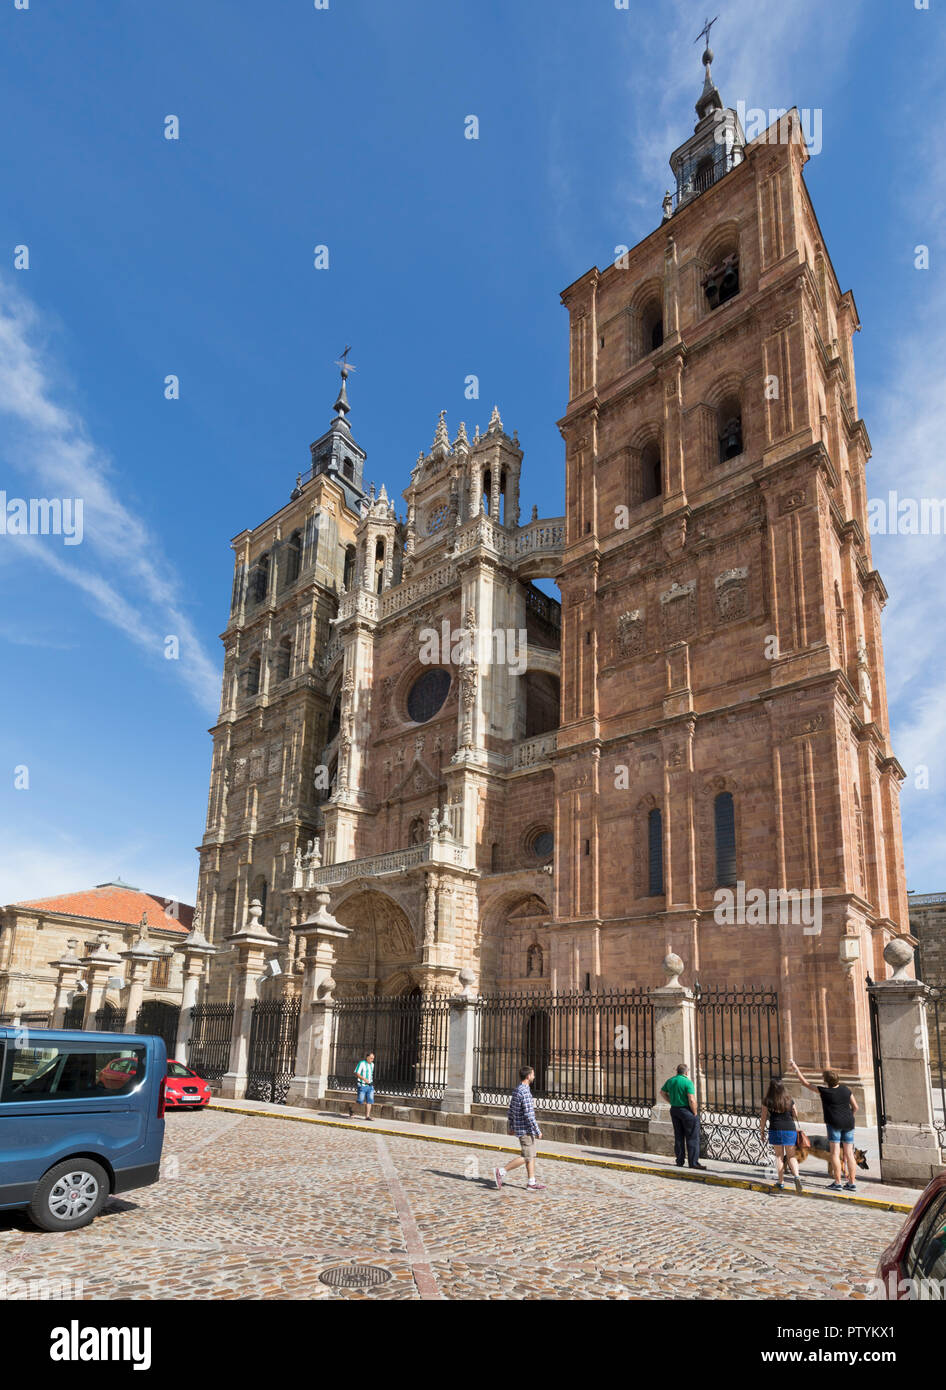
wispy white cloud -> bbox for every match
[0,278,220,715]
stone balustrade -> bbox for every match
[305,838,473,887]
[512,731,558,770]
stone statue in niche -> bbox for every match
[526,942,543,978]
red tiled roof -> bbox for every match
[14,886,193,934]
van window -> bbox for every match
[0,1044,148,1102]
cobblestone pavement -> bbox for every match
[0,1110,908,1300]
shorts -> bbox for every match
[357,1083,375,1104]
[769,1130,797,1147]
[518,1134,538,1161]
[826,1126,855,1145]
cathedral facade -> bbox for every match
[196,57,910,1089]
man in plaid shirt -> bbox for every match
[494,1066,546,1190]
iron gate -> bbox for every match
[695,984,781,1164]
[927,985,946,1151]
[94,1003,127,1031]
[866,979,887,1161]
[63,1001,85,1029]
[187,1002,234,1082]
[473,989,655,1116]
[135,999,181,1058]
[245,997,300,1104]
[328,993,450,1099]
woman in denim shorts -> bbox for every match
[761,1077,803,1193]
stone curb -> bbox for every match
[207,1102,914,1215]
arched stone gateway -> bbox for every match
[331,889,420,996]
[478,890,551,993]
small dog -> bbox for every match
[791,1132,869,1171]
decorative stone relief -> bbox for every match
[617,609,645,658]
[659,579,696,642]
[715,567,749,622]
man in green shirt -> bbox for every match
[660,1063,706,1170]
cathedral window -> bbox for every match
[150,953,170,989]
[246,654,262,697]
[343,544,356,591]
[284,531,302,586]
[703,253,740,310]
[406,667,451,723]
[529,828,554,861]
[275,637,292,683]
[647,807,664,896]
[717,398,743,461]
[427,501,450,534]
[374,538,385,594]
[641,299,663,355]
[641,441,662,501]
[343,458,354,481]
[252,554,270,604]
[714,792,737,887]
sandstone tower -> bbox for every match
[554,47,909,1086]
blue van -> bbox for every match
[0,1026,166,1231]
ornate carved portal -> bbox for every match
[331,889,420,996]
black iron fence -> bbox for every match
[329,993,451,1099]
[63,1002,85,1029]
[246,996,300,1104]
[695,984,782,1164]
[927,985,946,1151]
[135,999,181,1058]
[187,1001,235,1082]
[473,989,655,1116]
[867,981,887,1161]
[94,1004,127,1032]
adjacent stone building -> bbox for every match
[196,52,911,1103]
[0,881,190,1024]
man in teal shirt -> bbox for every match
[660,1063,706,1170]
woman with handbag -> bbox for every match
[760,1077,804,1193]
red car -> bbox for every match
[164,1060,211,1109]
[876,1172,946,1299]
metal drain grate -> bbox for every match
[318,1264,391,1289]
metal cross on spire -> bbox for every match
[695,15,718,48]
[335,344,356,375]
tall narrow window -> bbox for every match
[717,397,743,462]
[246,654,262,697]
[714,791,737,887]
[648,807,664,896]
[275,637,292,683]
[374,537,385,594]
[641,442,662,502]
[253,554,270,603]
[343,544,356,591]
[284,531,301,586]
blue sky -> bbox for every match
[0,0,944,904]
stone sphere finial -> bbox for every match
[318,976,336,1001]
[883,937,914,980]
[663,952,685,985]
[247,899,263,930]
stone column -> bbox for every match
[219,900,281,1099]
[174,911,217,1060]
[82,933,123,1029]
[647,953,697,1156]
[869,939,946,1188]
[287,887,352,1106]
[120,940,160,1035]
[441,970,477,1116]
[50,939,85,1026]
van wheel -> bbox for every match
[28,1160,109,1232]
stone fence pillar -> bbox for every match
[287,887,352,1106]
[50,939,86,1027]
[869,939,946,1188]
[174,911,217,1061]
[121,940,159,1034]
[647,953,697,1156]
[82,933,123,1029]
[219,900,280,1100]
[442,970,477,1116]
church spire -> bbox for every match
[694,17,723,122]
[332,345,354,427]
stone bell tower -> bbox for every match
[553,38,910,1102]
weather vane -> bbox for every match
[335,345,356,374]
[695,15,718,47]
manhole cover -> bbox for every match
[319,1264,391,1289]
